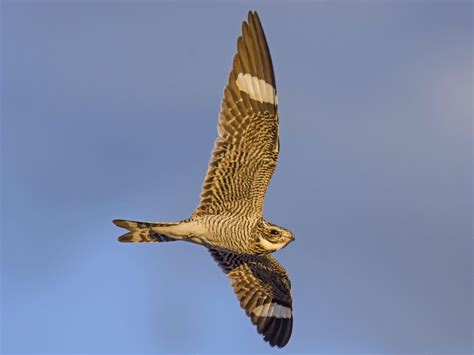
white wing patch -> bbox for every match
[236,73,277,105]
[252,303,292,319]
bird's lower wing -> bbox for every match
[209,248,293,347]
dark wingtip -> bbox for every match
[252,10,260,22]
[277,317,293,347]
[247,10,259,23]
[242,18,249,33]
[256,308,293,348]
[264,317,292,348]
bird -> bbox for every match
[113,11,294,348]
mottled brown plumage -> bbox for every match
[113,11,294,348]
[193,12,278,219]
[209,248,293,347]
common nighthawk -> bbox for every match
[114,11,294,348]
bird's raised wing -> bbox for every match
[209,248,293,347]
[193,11,279,218]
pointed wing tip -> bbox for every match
[248,10,258,18]
[258,313,293,348]
[244,11,262,34]
[242,19,249,33]
[248,10,262,24]
[259,316,292,348]
[246,10,261,25]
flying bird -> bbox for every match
[113,11,294,348]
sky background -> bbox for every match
[2,1,472,354]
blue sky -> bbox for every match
[2,1,472,353]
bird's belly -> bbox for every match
[194,215,256,253]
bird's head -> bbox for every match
[255,220,295,253]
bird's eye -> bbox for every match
[270,229,279,236]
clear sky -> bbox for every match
[2,1,472,354]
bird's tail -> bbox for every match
[113,219,181,243]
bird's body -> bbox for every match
[189,214,261,253]
[116,215,292,255]
[114,11,294,348]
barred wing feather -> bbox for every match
[209,248,293,348]
[193,11,279,218]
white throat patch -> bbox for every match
[259,235,287,251]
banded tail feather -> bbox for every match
[113,219,179,243]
